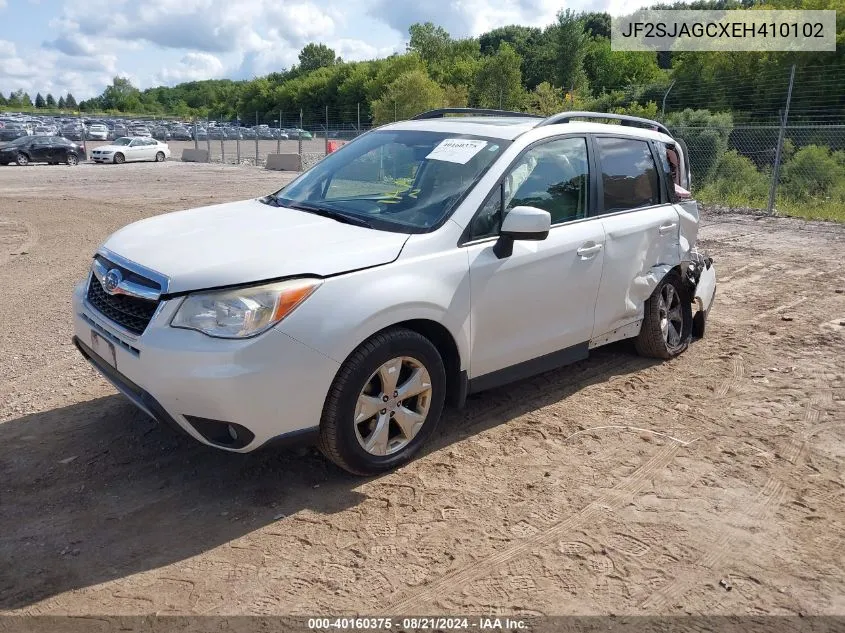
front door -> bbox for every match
[466,136,605,382]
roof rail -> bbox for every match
[411,108,543,120]
[536,111,671,137]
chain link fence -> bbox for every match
[670,123,845,221]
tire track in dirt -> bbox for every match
[0,217,38,267]
[639,476,787,611]
[716,355,746,398]
[382,443,680,613]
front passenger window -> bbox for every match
[468,137,590,240]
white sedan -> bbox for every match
[91,137,170,164]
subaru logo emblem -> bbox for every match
[103,268,122,294]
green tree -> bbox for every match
[34,93,45,108]
[527,81,565,115]
[0,93,6,106]
[297,43,338,74]
[581,12,611,38]
[473,42,525,110]
[45,93,56,107]
[555,10,588,92]
[371,69,445,124]
[101,76,141,111]
[583,38,661,92]
[408,22,452,66]
[19,91,33,107]
[65,93,77,109]
[666,108,733,184]
[58,96,66,109]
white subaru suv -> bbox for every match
[72,109,716,475]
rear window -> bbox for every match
[595,137,660,213]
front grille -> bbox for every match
[86,272,160,335]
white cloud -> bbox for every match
[157,52,225,84]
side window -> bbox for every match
[468,137,590,241]
[595,137,660,212]
[505,137,589,224]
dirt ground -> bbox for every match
[0,161,843,617]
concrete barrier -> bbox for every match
[265,153,303,171]
[181,148,210,162]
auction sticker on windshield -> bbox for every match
[426,138,488,164]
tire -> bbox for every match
[155,151,165,162]
[15,153,29,166]
[66,153,79,166]
[635,271,692,359]
[113,153,125,165]
[318,327,447,475]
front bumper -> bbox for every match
[91,154,114,163]
[72,281,339,452]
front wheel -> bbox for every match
[318,328,446,475]
[15,153,29,166]
[113,153,125,165]
[66,153,79,166]
[155,151,165,162]
[635,271,692,359]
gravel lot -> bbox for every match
[1,161,844,616]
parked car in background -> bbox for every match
[130,126,152,138]
[240,127,257,140]
[273,129,290,140]
[0,124,29,141]
[169,126,192,141]
[151,126,171,141]
[61,124,84,141]
[208,128,228,140]
[91,137,170,164]
[87,124,109,140]
[0,135,86,166]
[34,125,58,136]
[110,124,128,140]
[285,128,313,140]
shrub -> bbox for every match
[780,145,845,202]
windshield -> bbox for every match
[5,136,31,146]
[112,137,132,146]
[272,130,509,233]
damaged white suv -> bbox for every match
[72,109,716,475]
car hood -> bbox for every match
[93,144,130,152]
[100,199,410,294]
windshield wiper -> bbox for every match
[276,199,372,228]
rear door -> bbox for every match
[590,135,680,338]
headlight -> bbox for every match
[101,150,114,154]
[171,278,321,339]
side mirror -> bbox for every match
[493,206,551,259]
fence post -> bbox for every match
[205,115,210,155]
[193,118,198,149]
[79,113,87,156]
[277,109,282,154]
[236,112,241,164]
[325,105,329,155]
[255,111,259,164]
[767,64,796,215]
[661,81,676,118]
[298,109,303,158]
[220,137,225,163]
[357,102,361,136]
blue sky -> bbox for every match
[0,0,648,100]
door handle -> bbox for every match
[658,222,678,235]
[576,243,603,258]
